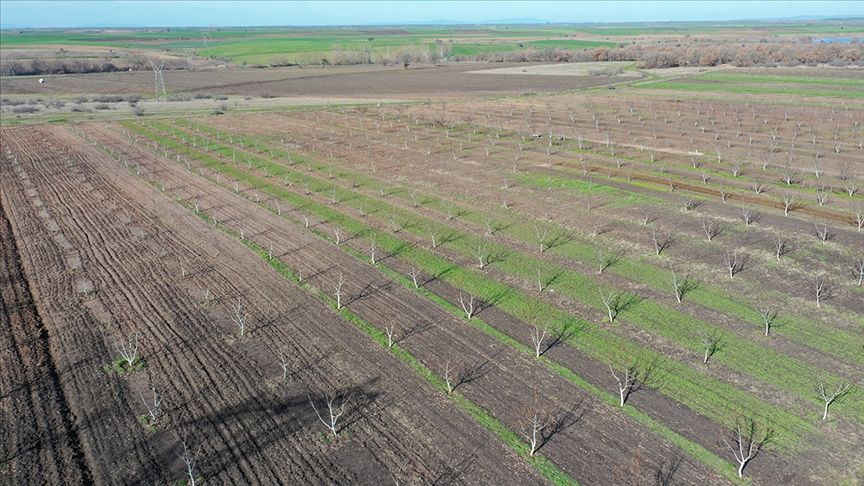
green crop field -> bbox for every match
[637,71,864,99]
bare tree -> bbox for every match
[521,406,553,457]
[408,266,421,288]
[699,332,721,364]
[474,241,488,269]
[443,360,457,394]
[853,257,864,287]
[334,272,345,309]
[115,332,140,367]
[670,270,694,303]
[855,211,864,232]
[384,321,396,348]
[774,235,789,261]
[139,384,163,424]
[815,376,853,421]
[530,325,549,358]
[426,224,440,249]
[536,266,548,293]
[740,207,759,226]
[701,218,722,241]
[600,289,623,323]
[368,236,378,264]
[230,298,249,337]
[723,251,747,278]
[308,387,351,437]
[534,225,549,253]
[814,224,834,244]
[758,306,777,336]
[178,434,202,486]
[609,358,654,406]
[812,276,830,308]
[333,227,341,245]
[782,195,797,216]
[458,293,476,319]
[597,250,618,274]
[651,228,673,256]
[278,351,293,380]
[722,416,774,478]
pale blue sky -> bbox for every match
[1,1,862,29]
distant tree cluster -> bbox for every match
[450,40,863,68]
[587,41,864,68]
[0,56,188,76]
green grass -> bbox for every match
[123,119,825,452]
[640,72,864,99]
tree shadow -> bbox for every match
[542,321,586,355]
[429,448,479,486]
[536,399,586,456]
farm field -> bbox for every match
[2,7,864,483]
[0,62,628,99]
[2,61,863,485]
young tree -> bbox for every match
[443,360,457,394]
[334,272,345,309]
[521,406,553,457]
[815,376,853,421]
[534,225,549,253]
[651,228,673,256]
[530,325,548,358]
[746,302,772,336]
[722,416,774,478]
[474,241,488,269]
[609,358,653,406]
[774,235,789,261]
[812,276,831,308]
[699,332,722,364]
[408,266,421,288]
[278,351,293,380]
[426,224,440,249]
[308,387,351,437]
[597,250,618,274]
[368,236,378,264]
[723,251,747,278]
[384,321,397,348]
[782,195,797,216]
[458,293,476,319]
[115,332,140,367]
[740,207,759,226]
[701,218,722,241]
[139,384,163,424]
[178,434,202,486]
[814,224,834,244]
[599,289,623,323]
[669,270,694,304]
[230,298,249,337]
[852,257,864,287]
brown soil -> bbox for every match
[0,63,623,98]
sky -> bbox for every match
[1,1,862,29]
